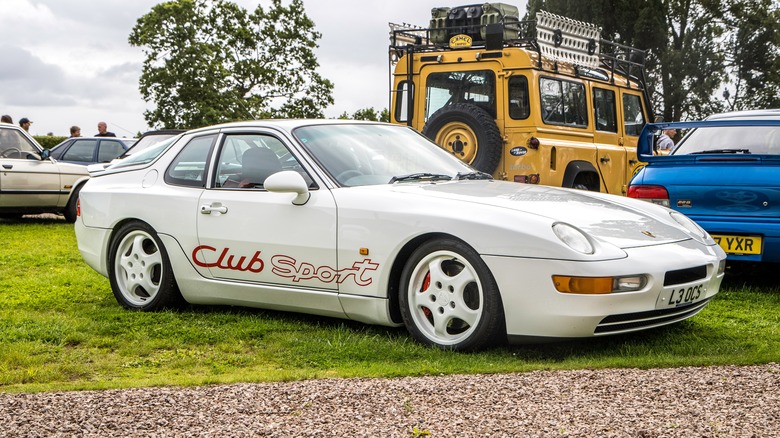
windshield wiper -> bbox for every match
[689,149,751,154]
[388,173,453,183]
[455,171,493,180]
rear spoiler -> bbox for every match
[638,119,780,162]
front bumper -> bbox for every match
[483,239,725,340]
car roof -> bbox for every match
[707,109,780,120]
[183,119,389,135]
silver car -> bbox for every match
[0,123,90,222]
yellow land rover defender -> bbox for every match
[389,4,653,194]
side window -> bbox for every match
[97,140,126,162]
[623,94,645,136]
[425,70,496,120]
[540,77,587,128]
[593,88,617,133]
[164,134,217,188]
[508,75,530,120]
[216,133,313,189]
[62,139,96,162]
[394,80,413,123]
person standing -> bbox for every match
[95,121,116,137]
[656,127,676,155]
[70,126,82,137]
[1,115,12,123]
[19,117,32,132]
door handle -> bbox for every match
[629,159,638,166]
[200,203,228,215]
[2,164,12,169]
[600,156,610,164]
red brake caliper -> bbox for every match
[421,271,432,318]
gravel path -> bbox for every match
[2,363,778,437]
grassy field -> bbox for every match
[1,218,778,393]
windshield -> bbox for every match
[110,136,180,169]
[293,124,474,186]
[124,133,180,156]
[673,124,780,155]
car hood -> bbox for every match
[378,180,695,249]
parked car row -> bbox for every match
[5,110,776,350]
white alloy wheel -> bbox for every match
[399,239,504,351]
[108,222,181,310]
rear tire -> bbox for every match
[399,238,505,351]
[108,221,183,311]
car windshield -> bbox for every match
[124,133,179,156]
[110,136,180,169]
[673,124,780,155]
[293,124,474,186]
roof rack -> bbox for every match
[389,8,647,88]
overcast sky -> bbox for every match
[0,0,527,137]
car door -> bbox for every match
[0,128,63,207]
[194,130,339,290]
[592,86,627,195]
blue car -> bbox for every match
[628,109,780,263]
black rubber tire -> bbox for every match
[399,238,505,351]
[422,103,503,174]
[63,184,83,223]
[108,221,183,311]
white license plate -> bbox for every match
[660,283,706,308]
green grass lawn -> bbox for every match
[1,218,778,393]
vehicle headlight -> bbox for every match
[552,222,594,254]
[670,211,714,244]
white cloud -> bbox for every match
[0,0,526,135]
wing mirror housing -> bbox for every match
[264,171,310,205]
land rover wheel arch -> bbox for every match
[422,103,502,174]
[563,161,600,191]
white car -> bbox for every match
[0,123,90,222]
[75,120,726,350]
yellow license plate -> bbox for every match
[711,234,762,255]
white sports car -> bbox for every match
[75,120,726,351]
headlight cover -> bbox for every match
[552,222,594,254]
[670,211,714,244]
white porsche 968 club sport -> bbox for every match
[75,120,726,351]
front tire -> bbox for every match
[108,221,182,310]
[399,238,505,351]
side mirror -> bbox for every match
[264,170,310,205]
[40,149,50,160]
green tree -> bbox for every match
[337,107,390,122]
[129,0,333,129]
[525,0,780,121]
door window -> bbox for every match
[623,94,645,136]
[540,77,587,127]
[215,133,312,189]
[593,88,617,133]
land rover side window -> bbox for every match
[540,77,587,128]
[394,80,413,123]
[425,70,496,120]
[164,134,217,187]
[623,94,645,136]
[593,88,617,132]
[508,75,530,120]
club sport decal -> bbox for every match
[191,245,379,286]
